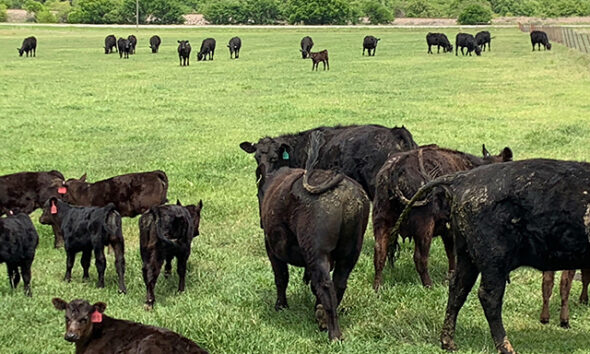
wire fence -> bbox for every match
[519,23,590,54]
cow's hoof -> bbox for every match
[274,301,288,311]
[118,288,127,295]
[580,296,588,305]
[540,318,549,324]
[164,271,171,279]
[144,303,154,311]
[315,304,328,332]
[560,321,570,329]
[497,337,516,354]
[441,334,457,351]
[96,283,104,289]
[82,276,89,282]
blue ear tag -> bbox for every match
[282,151,289,160]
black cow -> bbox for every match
[104,35,117,54]
[127,34,137,54]
[310,50,329,71]
[475,30,492,51]
[426,32,453,54]
[531,30,552,51]
[118,37,131,59]
[178,40,191,66]
[0,212,39,296]
[197,38,216,61]
[17,36,36,57]
[53,298,208,353]
[40,198,126,294]
[0,170,64,216]
[228,36,241,59]
[139,200,203,309]
[393,159,590,353]
[240,124,417,202]
[455,33,481,56]
[363,35,380,56]
[260,131,370,340]
[149,35,161,53]
[300,36,314,59]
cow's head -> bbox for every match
[177,40,189,52]
[40,197,61,225]
[546,42,552,50]
[300,49,308,59]
[17,48,24,56]
[52,298,106,344]
[59,173,88,204]
[474,45,482,56]
[391,126,419,151]
[446,44,453,52]
[482,144,513,163]
[180,199,203,237]
[197,52,204,61]
[104,46,109,54]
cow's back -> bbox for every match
[0,214,38,262]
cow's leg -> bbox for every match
[65,251,75,282]
[142,250,164,309]
[441,230,456,281]
[164,255,173,278]
[559,270,576,328]
[478,272,515,354]
[177,253,189,293]
[372,215,394,291]
[7,263,19,288]
[309,257,341,341]
[363,47,365,55]
[52,224,64,248]
[111,241,126,294]
[440,253,479,351]
[265,240,289,310]
[323,61,326,71]
[187,57,189,66]
[21,260,33,297]
[94,247,106,289]
[326,59,329,71]
[413,218,435,288]
[580,269,590,304]
[540,271,555,324]
[236,49,239,59]
[179,55,182,66]
[80,249,91,280]
[437,45,441,54]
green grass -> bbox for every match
[1,24,590,353]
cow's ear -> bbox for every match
[176,199,182,206]
[92,302,107,313]
[501,147,513,161]
[197,199,203,210]
[178,40,181,43]
[239,142,256,153]
[482,144,490,158]
[52,298,67,311]
[79,173,87,183]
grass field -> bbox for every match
[1,24,590,353]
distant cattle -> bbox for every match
[240,124,417,202]
[104,35,117,54]
[455,33,481,56]
[17,36,36,57]
[40,198,127,293]
[59,171,168,218]
[475,30,492,51]
[393,159,590,353]
[0,213,39,296]
[228,36,241,59]
[300,36,314,59]
[127,34,137,54]
[310,50,329,71]
[178,40,191,66]
[117,37,131,59]
[363,35,380,56]
[541,269,590,328]
[52,298,208,353]
[260,131,370,340]
[531,30,552,51]
[149,35,161,53]
[139,200,203,309]
[426,32,453,54]
[197,38,216,61]
[372,145,513,290]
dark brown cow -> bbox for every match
[52,298,208,353]
[373,145,512,290]
[310,50,329,71]
[540,269,590,328]
[259,131,370,341]
[59,171,168,217]
[0,170,64,215]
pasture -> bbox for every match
[1,24,590,353]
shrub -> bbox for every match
[457,2,492,24]
[202,0,246,24]
[362,0,394,24]
[36,8,57,22]
[286,0,357,25]
[245,0,282,24]
[67,0,122,24]
[47,0,72,23]
[0,3,7,22]
[406,0,439,17]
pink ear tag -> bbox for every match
[58,187,67,194]
[91,310,103,323]
[50,201,57,214]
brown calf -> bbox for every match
[310,50,329,71]
[540,270,590,328]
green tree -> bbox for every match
[0,3,7,22]
[202,0,246,24]
[457,2,492,24]
[405,0,439,17]
[362,0,394,24]
[68,0,123,23]
[245,0,282,24]
[286,0,357,24]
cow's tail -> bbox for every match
[387,175,455,267]
[302,131,344,194]
[104,204,122,238]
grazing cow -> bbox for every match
[363,35,380,56]
[197,38,216,61]
[104,35,117,54]
[310,50,329,71]
[127,34,137,54]
[240,124,417,202]
[392,159,590,353]
[59,170,168,218]
[40,198,126,293]
[475,30,492,51]
[117,37,131,59]
[139,199,203,309]
[426,33,453,54]
[540,269,590,328]
[52,298,208,353]
[17,36,36,57]
[260,131,370,341]
[455,33,481,56]
[0,212,39,296]
[228,36,241,59]
[531,30,552,51]
[149,35,161,53]
[300,36,314,59]
[178,40,191,66]
[372,145,513,290]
